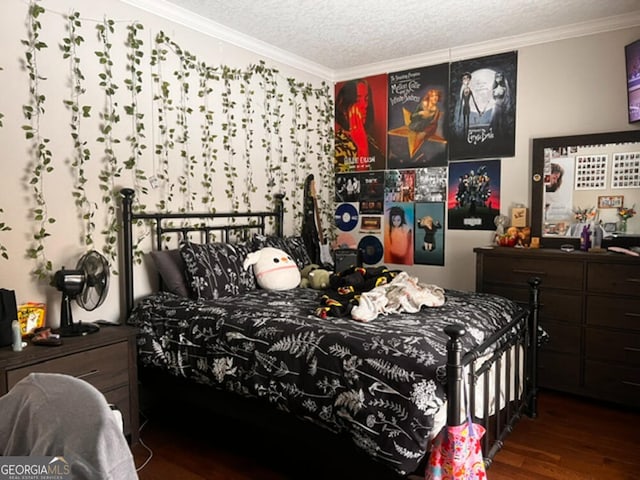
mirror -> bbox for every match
[531,130,640,249]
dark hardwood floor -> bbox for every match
[131,389,640,479]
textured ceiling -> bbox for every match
[161,0,640,68]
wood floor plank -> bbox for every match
[132,389,640,479]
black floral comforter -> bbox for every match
[127,287,524,475]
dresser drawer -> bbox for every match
[587,263,640,297]
[584,360,640,407]
[482,256,583,290]
[586,295,640,331]
[539,291,582,324]
[585,328,640,366]
[6,341,129,392]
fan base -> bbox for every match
[57,322,100,337]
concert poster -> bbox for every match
[387,63,449,169]
[449,51,517,160]
[447,159,501,230]
[358,171,385,214]
[335,74,388,172]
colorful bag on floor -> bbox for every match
[424,420,487,480]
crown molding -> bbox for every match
[334,11,640,81]
[121,0,640,83]
[120,0,334,79]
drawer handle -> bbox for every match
[622,381,640,388]
[625,312,640,318]
[76,369,99,380]
[626,278,640,284]
[512,269,547,276]
[623,346,640,353]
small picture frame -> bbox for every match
[603,222,617,233]
[597,195,624,209]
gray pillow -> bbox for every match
[149,249,190,297]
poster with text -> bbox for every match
[449,51,517,160]
[414,202,445,266]
[447,159,501,230]
[387,63,449,169]
[335,74,388,172]
[359,171,385,214]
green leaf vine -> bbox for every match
[124,21,148,264]
[0,209,11,260]
[166,36,197,212]
[221,65,240,210]
[315,82,336,243]
[124,22,147,204]
[150,31,174,212]
[22,0,54,279]
[62,10,95,249]
[96,17,122,267]
[197,61,218,211]
[240,69,256,210]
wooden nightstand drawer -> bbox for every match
[587,263,640,297]
[6,341,129,392]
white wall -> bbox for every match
[0,0,638,328]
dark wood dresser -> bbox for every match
[474,246,640,408]
[0,325,139,443]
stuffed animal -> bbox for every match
[308,268,331,290]
[299,263,320,288]
[243,247,301,290]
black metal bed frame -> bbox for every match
[119,187,540,473]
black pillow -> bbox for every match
[252,234,312,269]
[180,241,256,300]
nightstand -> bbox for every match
[0,325,139,444]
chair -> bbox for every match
[0,372,138,479]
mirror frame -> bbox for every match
[531,129,640,249]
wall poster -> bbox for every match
[449,51,517,160]
[447,159,501,230]
[414,202,445,266]
[335,74,388,172]
[383,202,414,265]
[387,63,449,169]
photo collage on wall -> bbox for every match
[333,52,517,267]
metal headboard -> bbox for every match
[119,187,285,317]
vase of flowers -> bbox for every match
[617,205,636,233]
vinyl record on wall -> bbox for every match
[358,235,384,265]
[335,203,359,231]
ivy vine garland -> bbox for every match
[96,17,122,267]
[14,4,335,278]
[22,1,55,279]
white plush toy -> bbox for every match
[243,247,301,291]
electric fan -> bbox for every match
[53,250,110,337]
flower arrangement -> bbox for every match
[573,207,596,223]
[617,205,636,220]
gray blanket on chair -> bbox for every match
[0,373,137,480]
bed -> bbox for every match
[120,187,541,478]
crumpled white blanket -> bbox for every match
[351,271,445,322]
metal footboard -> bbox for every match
[445,277,541,467]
